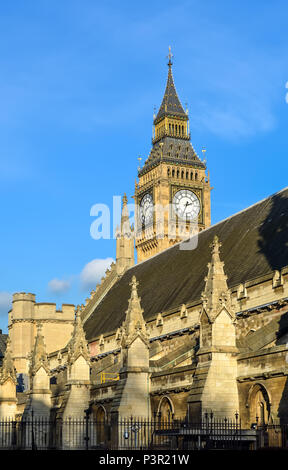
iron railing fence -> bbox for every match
[0,415,287,450]
[256,424,288,449]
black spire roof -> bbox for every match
[154,57,187,124]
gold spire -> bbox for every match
[167,45,173,67]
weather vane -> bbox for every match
[202,148,207,163]
[137,156,142,170]
[167,46,173,66]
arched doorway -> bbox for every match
[93,405,106,445]
[158,396,174,422]
[248,384,270,426]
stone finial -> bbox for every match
[122,193,128,206]
[121,193,132,236]
[180,304,188,319]
[30,323,49,376]
[272,270,284,288]
[0,337,17,384]
[57,350,62,365]
[121,276,148,347]
[201,236,234,321]
[156,312,164,327]
[115,327,122,341]
[67,307,90,365]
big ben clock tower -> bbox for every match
[135,49,211,262]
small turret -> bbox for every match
[116,194,134,275]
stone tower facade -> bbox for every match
[135,50,211,262]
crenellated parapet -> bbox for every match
[9,292,75,375]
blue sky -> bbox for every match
[0,0,288,332]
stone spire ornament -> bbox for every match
[116,194,134,275]
[201,236,234,322]
[30,323,49,377]
[120,193,132,236]
[121,276,149,347]
[0,337,16,384]
[67,306,90,365]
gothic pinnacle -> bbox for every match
[68,305,90,365]
[0,337,16,384]
[30,322,49,376]
[201,236,234,320]
[121,276,148,346]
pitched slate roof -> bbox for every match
[238,312,288,352]
[154,64,187,124]
[84,187,288,341]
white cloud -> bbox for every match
[48,278,71,294]
[0,292,12,317]
[191,103,275,140]
[80,258,114,291]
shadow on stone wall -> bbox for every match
[258,192,288,272]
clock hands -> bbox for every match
[182,201,192,214]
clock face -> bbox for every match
[139,193,153,225]
[173,189,200,220]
